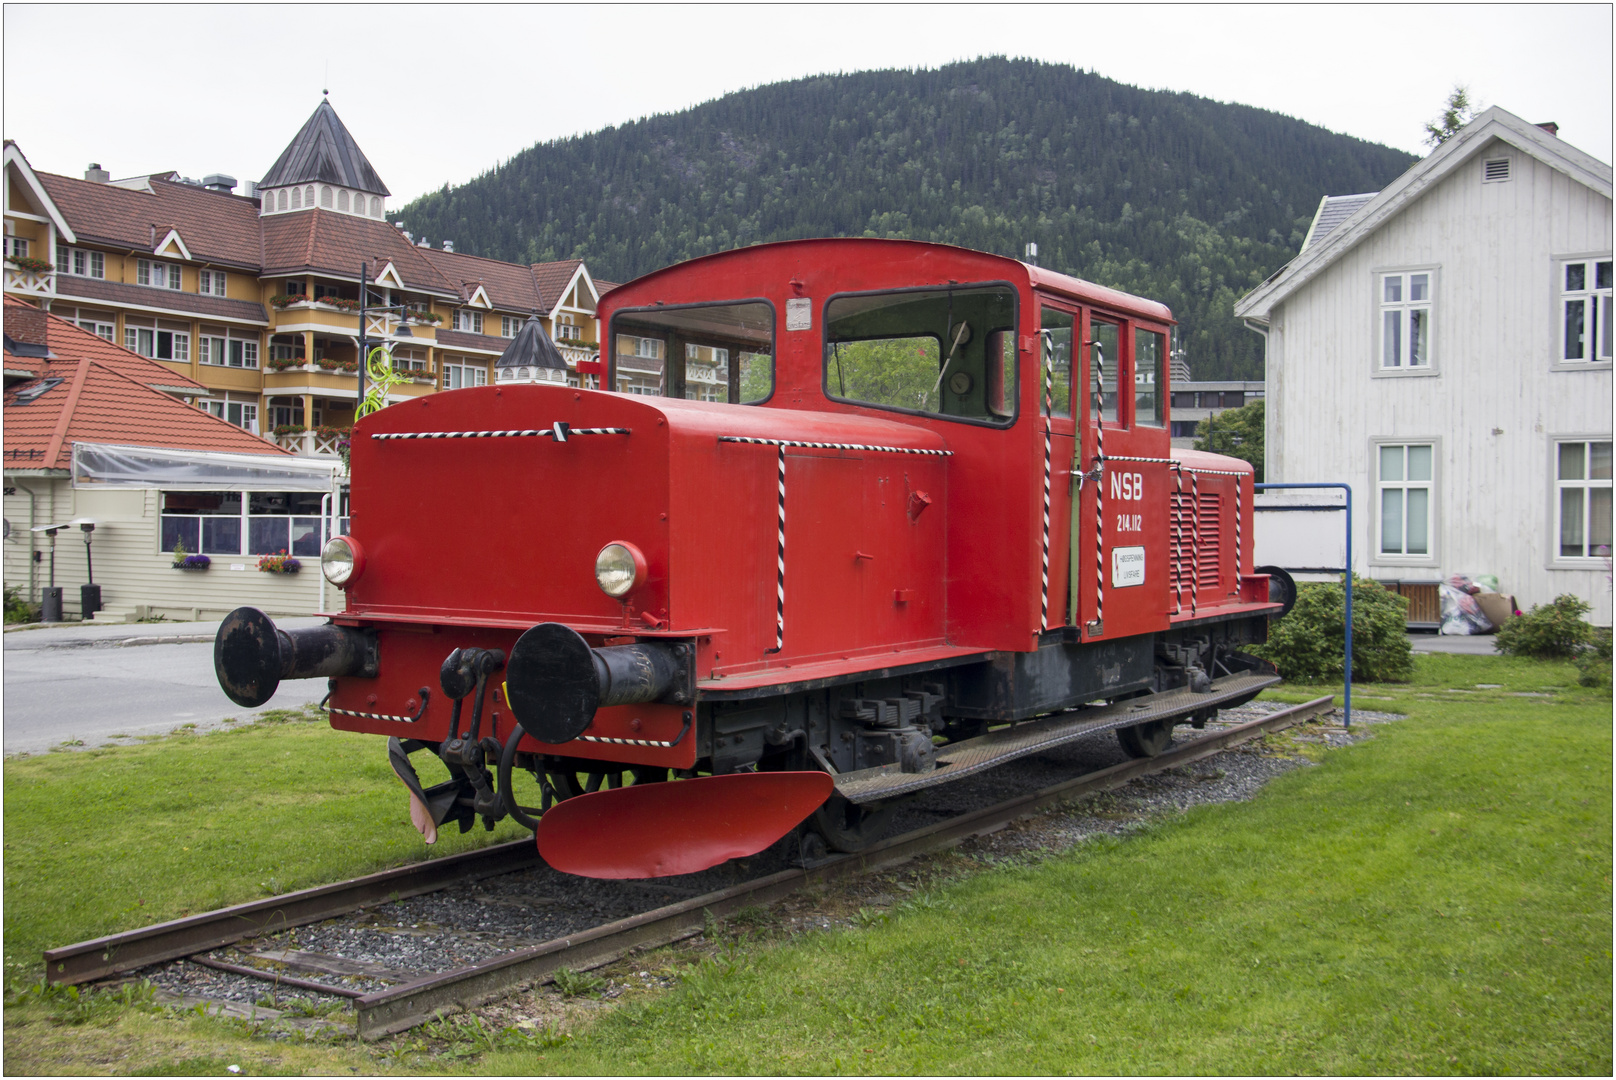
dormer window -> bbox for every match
[453,309,483,334]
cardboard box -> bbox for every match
[1475,593,1516,631]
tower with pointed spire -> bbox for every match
[258,99,390,220]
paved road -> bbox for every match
[3,617,330,756]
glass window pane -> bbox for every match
[1599,295,1612,361]
[1597,261,1613,290]
[201,516,241,555]
[1409,309,1428,366]
[1410,274,1429,302]
[1559,442,1586,480]
[826,336,940,410]
[1591,442,1612,480]
[1407,445,1432,481]
[1561,488,1586,557]
[1383,275,1402,303]
[1591,488,1613,556]
[1039,307,1074,419]
[985,331,1016,419]
[1381,489,1404,554]
[1383,310,1401,367]
[1091,319,1120,425]
[291,517,322,557]
[1380,445,1404,482]
[249,516,290,555]
[1405,488,1429,555]
[160,517,200,555]
[1566,262,1586,292]
[1565,299,1586,360]
[1134,328,1164,426]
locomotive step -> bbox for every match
[832,671,1281,805]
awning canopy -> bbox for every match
[495,315,569,370]
[72,442,340,492]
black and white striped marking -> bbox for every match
[329,706,419,724]
[717,435,951,457]
[1189,467,1202,617]
[770,447,786,653]
[1039,330,1055,632]
[371,425,629,441]
[1092,343,1106,635]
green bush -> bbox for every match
[1251,577,1413,683]
[1574,627,1612,687]
[4,585,38,625]
[1495,594,1597,660]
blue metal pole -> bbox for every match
[1253,482,1354,729]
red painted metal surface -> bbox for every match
[534,772,835,878]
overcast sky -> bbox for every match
[5,4,1611,207]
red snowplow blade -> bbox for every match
[535,771,835,879]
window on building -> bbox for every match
[199,270,227,296]
[1380,271,1432,368]
[1170,420,1200,439]
[137,259,181,290]
[4,237,29,258]
[1377,443,1434,556]
[337,190,350,212]
[1135,328,1164,426]
[124,321,190,362]
[558,322,582,341]
[55,245,105,278]
[444,361,487,389]
[1560,258,1613,363]
[453,309,484,334]
[1171,391,1195,410]
[319,186,332,208]
[198,331,258,368]
[1555,440,1613,559]
[369,196,381,217]
[161,490,326,558]
[277,189,288,211]
[198,395,259,434]
[77,318,114,341]
[500,315,520,337]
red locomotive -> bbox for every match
[215,239,1288,878]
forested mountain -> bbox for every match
[399,58,1415,379]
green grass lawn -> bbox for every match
[4,657,1610,1075]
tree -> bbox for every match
[1423,85,1477,148]
[1194,398,1263,481]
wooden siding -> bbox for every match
[1266,138,1613,624]
[3,480,325,620]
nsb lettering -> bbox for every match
[1110,470,1144,532]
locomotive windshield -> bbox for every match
[824,284,1017,425]
[608,300,774,402]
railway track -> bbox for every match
[45,694,1336,1040]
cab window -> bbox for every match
[825,284,1017,425]
[1039,307,1074,419]
[609,301,773,402]
[1134,328,1165,426]
[1090,317,1121,425]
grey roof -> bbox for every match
[1301,192,1378,251]
[259,100,390,196]
[495,316,568,370]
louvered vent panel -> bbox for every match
[1169,492,1223,594]
[1483,157,1511,183]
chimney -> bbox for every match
[84,163,109,183]
[401,230,413,243]
[202,173,236,194]
[443,240,455,253]
[417,238,429,248]
[242,180,259,199]
[1537,121,1559,137]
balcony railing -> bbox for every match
[270,430,348,458]
[4,267,55,297]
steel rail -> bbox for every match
[43,838,543,986]
[352,694,1336,1038]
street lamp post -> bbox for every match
[355,261,414,418]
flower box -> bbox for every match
[257,552,301,574]
[7,256,54,274]
[172,555,211,570]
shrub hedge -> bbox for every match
[1251,576,1413,683]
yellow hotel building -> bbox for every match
[4,100,611,459]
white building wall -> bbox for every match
[1266,137,1613,623]
[3,480,325,620]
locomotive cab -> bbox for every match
[215,239,1284,878]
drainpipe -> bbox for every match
[15,480,39,601]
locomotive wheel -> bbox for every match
[1116,718,1176,759]
[810,795,897,853]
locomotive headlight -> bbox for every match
[321,535,365,587]
[595,542,646,598]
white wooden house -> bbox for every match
[1236,107,1613,625]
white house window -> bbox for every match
[137,259,181,290]
[501,315,519,337]
[124,324,190,362]
[161,490,326,557]
[558,322,582,341]
[1560,258,1613,363]
[1380,272,1431,369]
[1378,443,1434,557]
[198,331,259,369]
[199,270,227,296]
[198,395,259,434]
[1556,440,1613,559]
[444,361,487,389]
[55,246,105,278]
[453,309,484,334]
[77,318,114,341]
[4,237,29,258]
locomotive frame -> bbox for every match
[215,238,1287,877]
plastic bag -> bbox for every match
[1440,582,1494,635]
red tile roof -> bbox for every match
[262,210,461,296]
[435,328,507,353]
[4,296,206,392]
[4,355,289,470]
[531,260,586,313]
[54,276,268,325]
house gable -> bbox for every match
[153,227,192,261]
[4,142,75,243]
